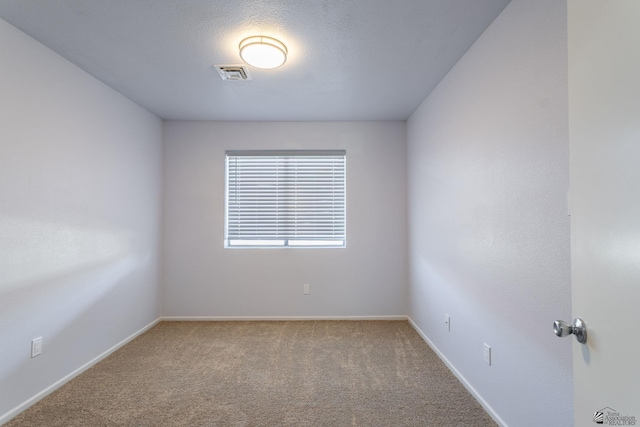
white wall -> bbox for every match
[163,121,406,317]
[406,1,571,426]
[0,18,162,421]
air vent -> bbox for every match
[215,65,251,81]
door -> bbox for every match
[568,1,640,425]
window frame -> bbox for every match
[224,150,346,249]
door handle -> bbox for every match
[553,318,587,344]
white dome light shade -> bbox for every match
[239,36,288,69]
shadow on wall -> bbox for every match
[0,257,143,417]
[410,251,566,362]
[0,214,147,380]
[1,215,140,292]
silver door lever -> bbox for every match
[553,318,587,344]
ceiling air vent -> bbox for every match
[215,65,251,81]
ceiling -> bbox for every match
[0,0,510,121]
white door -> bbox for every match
[568,1,640,425]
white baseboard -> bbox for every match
[161,315,408,321]
[407,317,508,427]
[0,318,161,426]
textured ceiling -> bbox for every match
[0,0,510,121]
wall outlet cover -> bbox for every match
[31,337,43,358]
[484,343,491,366]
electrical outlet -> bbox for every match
[444,314,450,332]
[303,284,310,295]
[31,337,42,358]
[484,343,491,366]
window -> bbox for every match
[225,150,346,248]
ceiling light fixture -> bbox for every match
[239,36,288,69]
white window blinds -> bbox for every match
[225,150,346,247]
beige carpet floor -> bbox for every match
[6,321,497,426]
